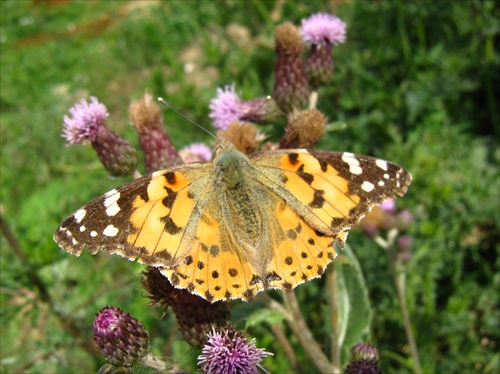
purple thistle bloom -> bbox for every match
[63,96,109,144]
[301,13,347,47]
[62,96,137,176]
[198,328,273,374]
[380,199,396,214]
[209,84,245,130]
[179,143,213,163]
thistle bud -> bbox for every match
[142,268,230,348]
[217,122,263,155]
[129,92,183,172]
[62,97,138,177]
[239,97,282,125]
[92,306,150,367]
[279,109,326,149]
[344,343,382,374]
[273,23,310,115]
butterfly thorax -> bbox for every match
[213,145,262,243]
[213,144,251,189]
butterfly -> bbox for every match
[54,140,411,302]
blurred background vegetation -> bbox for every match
[1,1,498,373]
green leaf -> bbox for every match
[244,306,285,328]
[336,244,372,365]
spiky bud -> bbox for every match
[217,122,262,155]
[92,306,150,367]
[273,23,310,115]
[344,343,382,374]
[279,109,326,149]
[142,267,230,348]
[129,92,183,172]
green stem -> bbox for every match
[328,264,341,369]
[383,230,423,373]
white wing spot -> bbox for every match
[361,181,375,192]
[104,190,121,217]
[106,204,120,217]
[152,170,163,178]
[104,189,118,198]
[376,159,388,171]
[350,165,363,175]
[74,209,86,223]
[79,225,86,232]
[103,225,119,237]
[342,152,363,175]
[90,231,98,237]
[378,180,385,186]
[383,173,390,179]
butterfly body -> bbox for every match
[54,142,411,302]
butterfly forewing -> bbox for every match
[54,162,214,267]
[251,149,412,236]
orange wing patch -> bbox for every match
[126,171,197,266]
[266,199,343,291]
[161,209,264,302]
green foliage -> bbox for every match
[1,1,498,373]
[336,245,372,363]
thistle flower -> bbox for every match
[301,13,347,89]
[129,92,183,172]
[142,267,230,348]
[344,343,382,374]
[279,109,326,149]
[209,84,245,130]
[92,306,150,367]
[63,97,138,177]
[273,23,310,115]
[209,85,281,130]
[380,199,396,214]
[197,328,273,374]
[179,143,213,163]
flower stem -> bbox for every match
[327,264,341,369]
[379,230,422,373]
[283,292,338,373]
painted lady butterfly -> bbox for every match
[54,141,411,302]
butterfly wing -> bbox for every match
[251,149,412,236]
[53,163,214,268]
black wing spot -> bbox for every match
[162,216,182,235]
[288,153,299,165]
[164,172,176,185]
[229,268,238,277]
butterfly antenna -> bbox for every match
[230,95,272,143]
[157,97,216,139]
